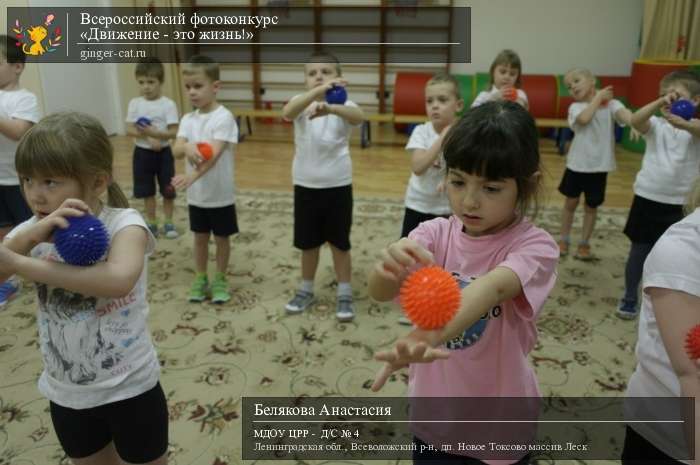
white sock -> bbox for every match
[300,280,314,294]
[337,282,352,298]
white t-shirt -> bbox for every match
[125,96,179,149]
[0,89,41,185]
[566,99,627,173]
[471,85,529,108]
[177,105,238,208]
[6,207,159,409]
[625,207,700,462]
[404,122,451,215]
[291,96,360,189]
[634,116,700,205]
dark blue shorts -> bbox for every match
[0,184,32,228]
[132,146,176,199]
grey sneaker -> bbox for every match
[336,295,355,322]
[398,315,412,325]
[163,223,179,239]
[285,290,315,314]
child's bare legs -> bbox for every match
[214,236,230,274]
[161,197,178,239]
[330,245,351,283]
[210,235,231,303]
[285,247,320,314]
[163,197,174,223]
[188,232,210,302]
[581,205,597,243]
[144,196,156,224]
[194,232,209,274]
[559,197,578,255]
[301,247,320,281]
[330,245,354,322]
[574,204,597,260]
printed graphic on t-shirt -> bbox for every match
[445,275,502,350]
[38,283,127,385]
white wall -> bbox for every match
[452,0,643,76]
[26,0,124,134]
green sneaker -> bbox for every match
[188,274,208,302]
[147,222,159,238]
[210,273,231,304]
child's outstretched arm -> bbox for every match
[282,78,348,120]
[410,125,451,175]
[631,95,669,134]
[171,140,228,190]
[574,86,613,126]
[371,263,524,391]
[0,118,33,141]
[0,200,148,298]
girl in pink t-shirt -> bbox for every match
[368,101,559,465]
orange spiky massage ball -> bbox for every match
[196,142,213,161]
[685,324,700,360]
[502,87,518,102]
[399,266,461,330]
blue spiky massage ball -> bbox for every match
[54,214,109,266]
[670,99,696,121]
[136,116,152,127]
[325,85,347,105]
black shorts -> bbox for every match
[294,184,352,251]
[189,204,239,237]
[621,425,683,463]
[401,207,450,238]
[558,168,608,208]
[0,184,33,228]
[49,382,168,463]
[623,195,684,244]
[132,146,176,199]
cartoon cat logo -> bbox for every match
[13,14,62,56]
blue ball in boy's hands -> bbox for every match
[670,99,696,121]
[136,117,151,127]
[54,214,109,266]
[325,86,347,105]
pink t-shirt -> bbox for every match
[407,215,558,463]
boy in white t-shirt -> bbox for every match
[172,56,239,305]
[401,73,463,238]
[557,68,632,260]
[0,35,41,307]
[617,69,700,320]
[125,57,179,239]
[282,52,365,322]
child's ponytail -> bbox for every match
[108,182,130,208]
